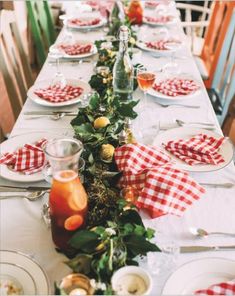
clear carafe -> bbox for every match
[44,138,88,251]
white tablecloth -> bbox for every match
[1,7,235,295]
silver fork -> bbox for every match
[156,102,200,109]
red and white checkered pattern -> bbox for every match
[144,15,173,24]
[114,143,205,218]
[34,85,83,103]
[194,279,235,295]
[68,17,101,27]
[0,139,47,175]
[164,134,225,166]
[153,78,200,97]
[145,39,181,51]
[59,43,92,56]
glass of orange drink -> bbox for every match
[44,138,87,251]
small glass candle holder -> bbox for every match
[59,273,95,295]
[96,66,110,77]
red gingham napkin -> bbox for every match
[144,15,173,24]
[114,143,205,218]
[164,134,226,166]
[145,39,181,50]
[153,78,200,97]
[194,279,235,295]
[68,17,101,27]
[59,43,92,56]
[0,139,47,175]
[34,85,83,103]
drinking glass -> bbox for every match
[44,138,88,251]
[62,18,75,45]
[163,40,182,74]
[137,67,156,106]
[48,45,67,88]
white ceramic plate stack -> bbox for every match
[153,127,234,172]
[0,250,50,295]
[27,78,91,107]
[162,258,235,295]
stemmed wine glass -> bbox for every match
[48,45,67,88]
[137,66,156,107]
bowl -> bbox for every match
[111,266,153,295]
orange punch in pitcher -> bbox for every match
[44,138,88,251]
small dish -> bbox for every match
[111,266,152,295]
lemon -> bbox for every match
[94,116,110,129]
[100,144,115,161]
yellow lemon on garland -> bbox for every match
[94,116,110,129]
[100,144,115,162]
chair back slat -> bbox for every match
[26,0,56,67]
[201,1,235,88]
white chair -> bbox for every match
[176,2,212,55]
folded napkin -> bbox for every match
[144,15,173,24]
[194,279,235,295]
[145,0,170,8]
[59,43,92,56]
[68,17,101,26]
[34,85,83,103]
[0,139,47,175]
[145,39,181,50]
[153,78,200,97]
[114,143,205,218]
[164,134,225,166]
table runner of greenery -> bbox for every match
[57,7,160,294]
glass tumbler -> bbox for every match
[44,138,88,251]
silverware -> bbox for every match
[48,59,91,65]
[0,185,50,192]
[0,190,48,201]
[199,182,235,188]
[180,245,235,253]
[24,111,77,120]
[176,119,215,127]
[189,227,235,238]
[156,102,200,109]
[24,111,77,116]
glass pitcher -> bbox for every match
[44,138,88,251]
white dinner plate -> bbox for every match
[28,79,91,107]
[0,132,61,182]
[153,127,234,172]
[67,16,107,30]
[162,257,235,295]
[147,74,202,103]
[143,16,177,27]
[53,42,97,59]
[0,250,50,295]
[136,40,182,56]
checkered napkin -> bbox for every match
[59,43,92,56]
[164,134,226,166]
[68,17,101,26]
[34,85,83,103]
[0,139,47,175]
[114,143,205,218]
[153,78,200,97]
[145,39,181,50]
[144,15,173,24]
[194,279,235,295]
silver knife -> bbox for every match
[24,111,77,116]
[180,245,235,253]
[0,185,50,192]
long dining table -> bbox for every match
[1,3,235,295]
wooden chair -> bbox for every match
[26,0,56,67]
[0,10,34,121]
[208,9,235,126]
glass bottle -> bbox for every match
[44,138,88,251]
[113,25,134,101]
[127,0,143,25]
